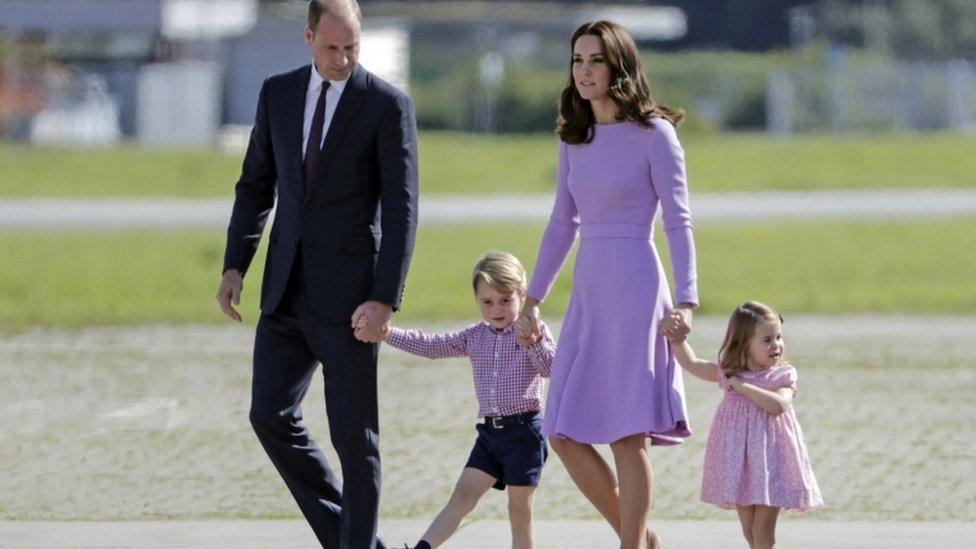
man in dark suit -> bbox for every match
[215,1,417,546]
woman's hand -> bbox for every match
[660,303,694,341]
[517,298,542,347]
[661,319,689,343]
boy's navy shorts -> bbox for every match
[465,411,548,490]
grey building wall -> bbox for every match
[224,16,309,125]
[0,0,161,32]
[82,64,142,137]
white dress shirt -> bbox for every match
[302,63,349,157]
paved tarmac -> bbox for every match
[1,519,973,548]
[2,189,975,230]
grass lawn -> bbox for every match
[1,132,974,197]
[423,132,976,194]
[0,144,241,198]
[1,218,973,330]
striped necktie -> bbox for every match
[303,80,330,188]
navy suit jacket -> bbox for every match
[223,64,419,323]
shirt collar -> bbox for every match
[487,321,516,335]
[309,61,349,95]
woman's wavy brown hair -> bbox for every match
[557,20,684,145]
[718,301,785,378]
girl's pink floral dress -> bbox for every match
[701,363,823,510]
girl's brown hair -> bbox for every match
[718,301,785,377]
[557,20,684,145]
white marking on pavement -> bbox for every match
[1,189,974,231]
[99,397,187,431]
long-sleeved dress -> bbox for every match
[527,118,698,445]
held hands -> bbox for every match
[727,375,745,392]
[713,367,740,393]
[516,298,542,348]
[659,304,694,342]
[351,300,393,343]
[216,269,244,322]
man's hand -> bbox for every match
[216,269,244,322]
[351,300,392,342]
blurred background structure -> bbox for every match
[3,0,975,148]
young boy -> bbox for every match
[380,251,555,549]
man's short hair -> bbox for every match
[308,0,363,28]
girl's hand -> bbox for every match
[662,327,686,343]
[517,299,541,347]
[727,376,744,392]
[660,305,693,341]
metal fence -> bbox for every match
[768,57,976,134]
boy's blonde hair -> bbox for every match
[472,251,527,294]
[718,301,784,377]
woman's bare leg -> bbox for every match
[610,434,653,549]
[548,436,622,534]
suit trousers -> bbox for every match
[249,250,382,548]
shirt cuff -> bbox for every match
[385,326,406,346]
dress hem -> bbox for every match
[701,496,823,512]
[545,421,691,446]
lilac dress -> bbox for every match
[701,364,823,511]
[527,119,697,445]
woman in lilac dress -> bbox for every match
[516,21,697,549]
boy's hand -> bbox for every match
[355,313,390,340]
[355,314,368,330]
[351,301,391,342]
[516,300,541,347]
[517,330,541,348]
[373,317,392,342]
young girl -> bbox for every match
[380,251,555,549]
[664,301,822,549]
